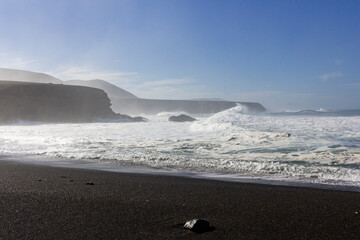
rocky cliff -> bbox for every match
[0,81,119,123]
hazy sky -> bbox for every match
[0,0,359,110]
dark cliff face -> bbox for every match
[0,81,117,123]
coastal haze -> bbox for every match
[0,1,359,239]
[0,68,359,188]
[0,68,266,115]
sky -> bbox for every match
[0,0,359,111]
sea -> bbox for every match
[1,105,360,191]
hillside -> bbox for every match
[65,79,138,99]
[0,68,62,84]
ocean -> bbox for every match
[1,105,359,189]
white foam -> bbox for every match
[0,106,359,187]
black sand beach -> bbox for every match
[0,161,359,239]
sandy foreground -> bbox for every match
[0,160,359,239]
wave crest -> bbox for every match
[190,104,249,131]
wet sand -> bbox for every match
[0,161,359,239]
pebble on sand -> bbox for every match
[184,219,210,233]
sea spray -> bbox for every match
[0,106,359,187]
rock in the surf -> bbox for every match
[169,114,196,122]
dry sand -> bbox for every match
[0,161,359,239]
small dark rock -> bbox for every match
[37,179,42,182]
[184,219,210,233]
[86,182,95,185]
[169,114,196,122]
[115,113,147,122]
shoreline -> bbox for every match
[0,160,359,239]
[1,153,360,193]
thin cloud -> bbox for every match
[338,83,360,87]
[236,91,282,99]
[126,85,210,100]
[124,79,212,100]
[334,59,343,65]
[142,78,194,87]
[48,66,138,81]
[319,72,343,82]
[0,56,37,70]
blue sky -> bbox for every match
[0,0,359,110]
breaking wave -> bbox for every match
[0,106,360,188]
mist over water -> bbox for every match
[0,105,360,188]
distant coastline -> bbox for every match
[112,98,266,115]
[0,68,266,116]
